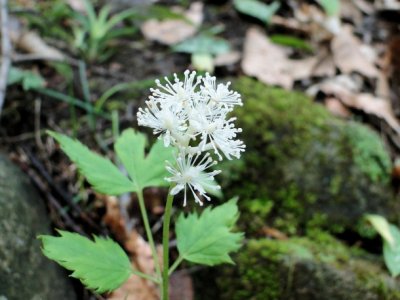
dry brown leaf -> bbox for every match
[309,76,400,134]
[325,97,352,118]
[241,27,293,89]
[331,26,379,78]
[262,226,288,240]
[9,17,65,61]
[103,196,127,242]
[141,2,203,45]
[102,197,160,300]
[214,51,241,67]
[108,265,159,300]
[343,93,400,134]
[241,27,332,89]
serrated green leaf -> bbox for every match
[173,35,230,55]
[39,230,132,293]
[114,129,175,191]
[48,131,134,195]
[233,0,280,24]
[384,225,400,277]
[366,214,395,247]
[176,198,243,266]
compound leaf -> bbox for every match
[39,230,132,293]
[114,129,175,191]
[176,198,243,266]
[48,131,134,195]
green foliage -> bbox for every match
[366,214,395,246]
[39,230,132,293]
[72,0,137,62]
[346,123,391,183]
[384,225,400,277]
[176,199,243,266]
[233,0,280,24]
[270,34,313,52]
[173,35,230,55]
[368,214,400,277]
[7,67,45,91]
[48,129,174,195]
[173,34,230,72]
[48,131,134,195]
[114,129,175,191]
[317,0,340,16]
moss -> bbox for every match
[215,234,400,300]
[222,77,395,235]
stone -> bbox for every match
[215,233,400,300]
[0,153,76,299]
[219,77,397,235]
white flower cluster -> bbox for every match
[137,70,245,206]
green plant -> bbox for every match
[367,214,400,276]
[173,32,231,72]
[233,0,280,25]
[72,0,137,62]
[40,71,245,299]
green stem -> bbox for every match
[137,190,162,280]
[131,269,159,284]
[168,256,183,276]
[162,189,175,300]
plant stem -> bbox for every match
[168,256,183,276]
[162,189,175,300]
[137,190,162,280]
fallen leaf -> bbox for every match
[9,17,65,61]
[331,26,379,78]
[262,226,288,240]
[241,27,293,89]
[141,2,203,45]
[213,51,241,67]
[241,27,333,88]
[107,264,159,300]
[325,97,351,118]
[309,76,400,134]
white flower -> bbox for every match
[201,73,242,108]
[137,70,245,205]
[165,153,221,206]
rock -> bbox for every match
[220,77,396,234]
[0,154,76,300]
[214,233,400,300]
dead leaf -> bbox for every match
[108,265,159,300]
[141,2,203,45]
[103,196,127,242]
[214,51,241,67]
[241,27,293,89]
[241,27,333,89]
[331,26,379,78]
[325,97,351,118]
[308,76,400,134]
[262,226,288,240]
[9,17,65,61]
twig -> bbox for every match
[0,0,11,115]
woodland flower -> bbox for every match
[137,70,245,205]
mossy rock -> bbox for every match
[212,232,400,300]
[221,77,395,234]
